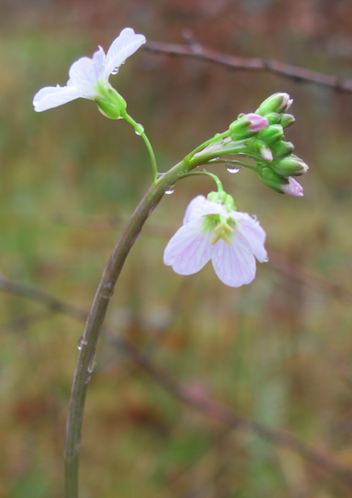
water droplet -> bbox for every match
[264,257,269,263]
[226,164,243,174]
[111,68,119,75]
[208,157,219,163]
[134,123,144,136]
[251,215,257,221]
[165,185,175,195]
[77,335,87,351]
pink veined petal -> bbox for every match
[281,177,304,197]
[163,220,212,275]
[67,48,105,94]
[33,85,85,112]
[231,212,267,262]
[104,27,146,79]
[183,196,229,225]
[211,237,256,287]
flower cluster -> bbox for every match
[33,28,146,118]
[164,195,267,288]
[252,93,308,196]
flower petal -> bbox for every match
[33,85,85,112]
[104,27,146,79]
[164,220,212,275]
[232,212,267,262]
[211,237,256,287]
[67,47,105,93]
[183,195,228,225]
[281,177,304,197]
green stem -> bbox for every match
[64,140,237,497]
[181,170,224,192]
[122,112,158,182]
[209,158,258,172]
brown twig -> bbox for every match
[1,274,352,488]
[145,40,352,93]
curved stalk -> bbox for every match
[122,112,158,182]
[64,140,247,497]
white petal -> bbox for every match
[104,27,146,79]
[33,85,85,112]
[232,212,267,262]
[163,220,212,275]
[183,195,228,225]
[67,48,105,93]
[211,238,256,287]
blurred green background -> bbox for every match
[1,1,352,496]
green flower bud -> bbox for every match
[270,154,309,176]
[94,82,127,119]
[270,140,295,159]
[265,112,282,125]
[256,93,293,116]
[280,113,295,129]
[257,124,284,145]
[259,167,288,193]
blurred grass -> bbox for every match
[1,2,352,497]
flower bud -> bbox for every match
[270,154,309,176]
[229,113,268,140]
[281,177,304,197]
[270,140,295,159]
[259,167,287,193]
[252,140,273,161]
[257,124,284,145]
[280,113,295,129]
[265,112,281,125]
[94,83,127,119]
[256,93,292,116]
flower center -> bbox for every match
[211,221,234,245]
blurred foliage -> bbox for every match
[1,0,352,496]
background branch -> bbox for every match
[145,39,352,93]
[1,274,352,488]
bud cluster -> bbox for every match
[253,93,308,195]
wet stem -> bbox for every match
[64,139,247,498]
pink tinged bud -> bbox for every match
[260,145,273,161]
[281,177,304,197]
[256,93,292,116]
[246,113,268,132]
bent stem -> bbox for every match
[122,112,158,182]
[64,140,247,498]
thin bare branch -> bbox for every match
[145,40,352,93]
[1,274,352,487]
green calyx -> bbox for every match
[270,154,308,176]
[270,140,294,159]
[207,191,236,211]
[94,81,127,119]
[259,166,288,193]
[256,124,284,145]
[256,92,291,116]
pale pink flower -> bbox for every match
[281,177,304,197]
[33,28,145,112]
[163,196,267,287]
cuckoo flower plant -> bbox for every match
[33,27,146,116]
[164,195,267,287]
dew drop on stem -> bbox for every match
[165,185,175,195]
[226,164,243,174]
[134,123,145,136]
